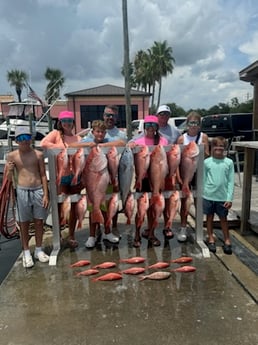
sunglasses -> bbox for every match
[104,113,116,118]
[158,112,170,116]
[61,118,74,123]
[16,134,32,142]
[187,121,200,127]
[144,122,158,128]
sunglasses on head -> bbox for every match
[144,122,158,128]
[61,118,73,123]
[104,113,116,118]
[16,134,32,142]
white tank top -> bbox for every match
[183,132,203,145]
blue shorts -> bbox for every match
[203,198,228,218]
[61,175,80,186]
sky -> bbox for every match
[0,0,258,111]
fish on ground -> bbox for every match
[134,145,150,191]
[139,271,171,281]
[75,195,87,229]
[107,146,120,189]
[118,146,134,208]
[92,261,117,269]
[81,146,110,224]
[76,269,99,276]
[172,265,196,273]
[180,141,199,197]
[120,267,146,275]
[70,260,91,268]
[92,272,123,282]
[170,256,193,264]
[56,148,68,186]
[147,262,170,269]
[120,256,146,264]
[124,192,135,225]
[71,148,85,185]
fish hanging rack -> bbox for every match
[45,144,207,266]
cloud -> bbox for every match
[0,0,256,110]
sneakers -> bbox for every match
[34,251,50,263]
[103,232,120,243]
[85,236,96,249]
[22,255,34,268]
[177,227,187,242]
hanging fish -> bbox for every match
[71,148,85,185]
[118,146,134,208]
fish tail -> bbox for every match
[91,209,104,224]
[126,218,131,225]
[71,175,78,185]
[138,275,146,281]
[77,220,82,229]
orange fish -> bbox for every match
[76,269,99,276]
[180,142,199,197]
[124,192,135,225]
[120,267,146,275]
[70,260,91,268]
[172,265,196,273]
[105,193,119,229]
[135,192,149,229]
[164,191,180,230]
[149,193,165,230]
[75,195,87,229]
[92,261,117,269]
[139,271,171,281]
[71,148,85,185]
[81,146,110,224]
[166,144,182,189]
[60,195,71,226]
[120,256,145,264]
[56,148,68,186]
[92,272,122,282]
[171,256,193,264]
[147,262,170,269]
[107,146,119,188]
[134,145,150,191]
[149,145,168,194]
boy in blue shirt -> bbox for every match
[203,136,234,255]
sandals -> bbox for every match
[206,241,216,253]
[163,229,174,239]
[148,237,161,247]
[133,238,141,248]
[141,229,150,239]
[67,239,79,249]
[223,244,232,255]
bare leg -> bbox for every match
[220,217,231,245]
[206,214,215,243]
[180,197,188,227]
[19,221,30,250]
[34,218,44,248]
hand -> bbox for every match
[224,201,232,209]
[8,161,15,173]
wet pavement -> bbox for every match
[0,214,258,345]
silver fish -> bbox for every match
[118,147,134,207]
[139,271,171,281]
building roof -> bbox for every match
[239,60,258,83]
[64,84,152,97]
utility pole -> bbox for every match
[122,0,132,139]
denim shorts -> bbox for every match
[61,174,80,186]
[203,198,228,218]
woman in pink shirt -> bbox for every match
[129,115,169,247]
[41,111,83,248]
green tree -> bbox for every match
[44,67,65,104]
[6,69,28,102]
[149,40,175,108]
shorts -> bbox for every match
[16,186,48,222]
[203,198,228,218]
[61,174,81,186]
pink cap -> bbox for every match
[144,115,159,124]
[58,111,74,120]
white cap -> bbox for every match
[15,126,31,138]
[157,105,171,114]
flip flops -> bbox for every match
[163,229,174,239]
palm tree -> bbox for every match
[6,69,28,102]
[150,40,175,109]
[44,67,65,104]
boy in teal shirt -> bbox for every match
[203,136,235,255]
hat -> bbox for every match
[144,115,159,124]
[15,126,31,138]
[58,111,74,120]
[157,105,171,114]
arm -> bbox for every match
[99,139,126,147]
[202,133,210,158]
[40,130,64,149]
[5,152,16,182]
[38,151,49,208]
